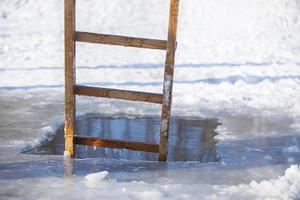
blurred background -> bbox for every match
[1,0,300,118]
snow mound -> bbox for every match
[21,122,62,153]
[215,165,300,199]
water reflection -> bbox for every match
[31,114,220,162]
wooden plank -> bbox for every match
[74,136,159,153]
[159,0,180,161]
[74,85,163,104]
[64,0,76,157]
[75,31,167,50]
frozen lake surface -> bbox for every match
[1,0,300,199]
[0,91,300,199]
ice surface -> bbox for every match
[1,0,300,199]
[1,87,300,199]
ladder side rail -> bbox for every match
[159,0,180,161]
[64,0,76,157]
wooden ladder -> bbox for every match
[64,0,179,161]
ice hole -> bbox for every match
[24,114,220,162]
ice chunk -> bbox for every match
[21,123,60,153]
[283,146,300,153]
[264,155,272,161]
[85,171,109,182]
[85,171,109,188]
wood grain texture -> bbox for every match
[64,0,179,161]
[76,31,167,50]
[159,0,180,161]
[74,85,163,104]
[74,136,159,153]
[64,0,76,157]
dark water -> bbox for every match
[25,114,220,162]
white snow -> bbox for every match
[1,0,300,119]
[74,165,300,199]
[163,74,172,105]
[1,0,300,199]
[212,165,300,200]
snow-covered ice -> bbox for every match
[212,165,300,200]
[1,0,300,199]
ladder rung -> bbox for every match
[74,85,163,104]
[75,31,167,50]
[74,136,159,153]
